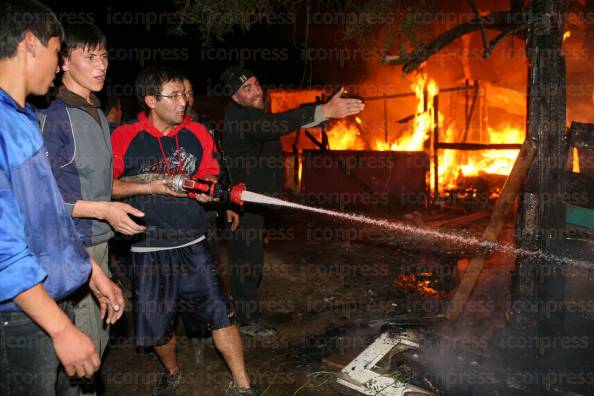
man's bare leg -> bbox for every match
[212,325,250,388]
[154,334,180,374]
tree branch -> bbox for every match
[466,0,490,58]
[487,25,525,54]
[382,11,527,73]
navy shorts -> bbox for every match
[130,240,233,347]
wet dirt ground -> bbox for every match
[99,203,481,395]
[99,203,588,395]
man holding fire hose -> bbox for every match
[111,66,258,396]
[220,66,365,336]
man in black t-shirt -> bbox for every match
[221,66,364,336]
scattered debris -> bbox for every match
[336,332,434,395]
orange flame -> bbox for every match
[273,73,526,195]
[327,120,365,150]
[375,75,439,151]
[573,147,580,173]
[374,75,524,193]
[394,274,444,297]
[563,30,571,42]
[439,125,524,191]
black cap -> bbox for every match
[220,66,255,95]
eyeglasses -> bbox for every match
[158,91,191,101]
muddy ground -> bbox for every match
[99,204,594,396]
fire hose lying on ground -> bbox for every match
[120,173,246,206]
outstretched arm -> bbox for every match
[234,87,364,141]
[318,87,365,120]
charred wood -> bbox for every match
[512,0,568,359]
[436,142,523,150]
[564,171,594,207]
[446,139,536,321]
[568,122,594,150]
[466,0,490,57]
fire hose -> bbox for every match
[120,173,245,206]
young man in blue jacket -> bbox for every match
[40,23,145,396]
[0,1,124,395]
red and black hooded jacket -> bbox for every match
[111,113,219,248]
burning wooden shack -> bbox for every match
[269,74,527,207]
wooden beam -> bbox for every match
[445,139,537,321]
[565,171,594,206]
[429,210,491,228]
[436,142,522,150]
[569,121,594,149]
[359,83,479,101]
[304,130,325,150]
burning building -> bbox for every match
[269,72,527,206]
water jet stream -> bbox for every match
[241,190,592,268]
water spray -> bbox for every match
[121,173,589,268]
[237,190,591,268]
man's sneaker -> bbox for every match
[238,323,277,337]
[152,370,182,396]
[225,382,261,396]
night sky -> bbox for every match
[42,0,366,98]
[41,1,593,125]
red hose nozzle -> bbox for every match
[172,175,245,205]
[230,183,246,206]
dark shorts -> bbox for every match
[130,240,233,347]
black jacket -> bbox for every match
[222,101,316,195]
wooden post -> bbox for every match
[319,94,329,150]
[383,96,388,143]
[479,81,486,142]
[511,0,567,334]
[465,78,469,127]
[445,139,537,321]
[423,88,428,113]
[433,94,439,202]
[321,124,329,150]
